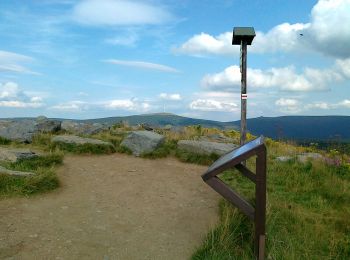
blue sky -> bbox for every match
[0,0,349,121]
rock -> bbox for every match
[61,121,108,135]
[0,118,62,143]
[163,124,173,130]
[297,153,323,163]
[52,135,113,147]
[0,148,38,162]
[0,166,35,177]
[276,156,293,162]
[199,133,235,143]
[178,140,238,156]
[36,117,61,133]
[121,131,165,156]
[0,120,36,143]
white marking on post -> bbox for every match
[241,94,247,100]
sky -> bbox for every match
[0,0,349,121]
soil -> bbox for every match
[0,154,219,259]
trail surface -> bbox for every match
[0,154,219,259]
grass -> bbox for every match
[0,153,63,198]
[141,140,177,159]
[175,148,220,165]
[51,141,116,154]
[192,142,350,259]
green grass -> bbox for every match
[175,148,220,165]
[0,153,63,198]
[0,136,11,145]
[192,154,350,259]
[141,140,177,159]
[51,142,115,154]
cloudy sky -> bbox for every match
[0,0,349,121]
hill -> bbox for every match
[2,113,350,141]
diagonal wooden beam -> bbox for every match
[206,176,255,220]
[235,163,256,183]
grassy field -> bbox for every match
[192,139,350,259]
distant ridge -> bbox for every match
[1,113,350,141]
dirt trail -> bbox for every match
[0,154,219,259]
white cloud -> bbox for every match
[305,102,331,110]
[104,59,179,73]
[336,58,350,78]
[0,50,39,75]
[104,98,151,111]
[173,32,236,57]
[0,82,45,108]
[337,99,350,108]
[201,64,342,93]
[50,101,88,112]
[0,82,20,99]
[72,0,172,26]
[159,93,182,101]
[0,100,43,108]
[275,98,302,113]
[190,99,238,112]
[175,0,350,58]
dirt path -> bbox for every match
[0,154,219,259]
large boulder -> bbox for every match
[0,148,38,162]
[52,135,113,147]
[61,121,108,135]
[120,131,165,156]
[0,118,62,143]
[178,140,238,156]
[0,120,37,143]
[36,116,61,133]
[0,166,35,177]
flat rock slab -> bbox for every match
[121,131,165,156]
[0,166,35,177]
[178,140,238,156]
[52,135,113,147]
[0,148,38,162]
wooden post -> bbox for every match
[255,146,267,259]
[240,41,247,146]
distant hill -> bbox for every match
[81,113,229,129]
[241,116,350,141]
[83,114,350,141]
[2,113,350,141]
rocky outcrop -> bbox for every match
[177,140,238,156]
[0,166,35,177]
[61,121,108,135]
[0,117,61,143]
[36,116,61,133]
[0,148,38,162]
[52,135,113,147]
[120,131,165,156]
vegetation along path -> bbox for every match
[0,154,219,259]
